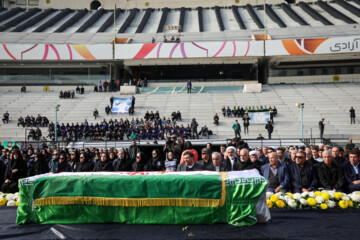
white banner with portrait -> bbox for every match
[248,112,270,124]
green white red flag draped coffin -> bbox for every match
[16,170,269,226]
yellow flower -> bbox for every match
[267,200,273,208]
[0,198,6,206]
[314,191,322,197]
[286,192,293,199]
[334,192,343,200]
[275,200,286,208]
[347,200,353,207]
[321,192,330,201]
[320,203,328,209]
[339,200,348,209]
[270,195,279,203]
[15,201,20,206]
[307,198,317,206]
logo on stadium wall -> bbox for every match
[282,38,327,55]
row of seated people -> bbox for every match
[1,140,359,194]
[221,106,278,118]
[18,115,49,127]
[144,111,182,122]
[59,90,75,99]
[46,118,192,141]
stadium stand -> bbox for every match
[0,83,360,142]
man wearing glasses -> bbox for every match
[177,151,201,171]
[288,151,318,193]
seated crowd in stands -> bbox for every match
[18,114,49,128]
[44,116,192,142]
[1,139,359,195]
[75,86,85,94]
[59,90,75,99]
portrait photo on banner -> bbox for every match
[111,97,131,114]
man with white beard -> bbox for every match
[224,146,240,171]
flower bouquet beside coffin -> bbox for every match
[266,191,360,209]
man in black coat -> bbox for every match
[203,152,227,172]
[316,150,345,192]
[177,151,201,171]
[319,118,325,139]
[342,149,360,192]
[238,149,258,171]
[265,121,273,139]
[198,148,213,170]
[288,151,318,193]
[350,107,356,124]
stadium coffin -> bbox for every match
[16,171,269,226]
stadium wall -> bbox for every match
[268,74,360,84]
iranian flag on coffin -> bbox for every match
[16,170,269,226]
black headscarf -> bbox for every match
[76,153,94,172]
[29,153,49,176]
[4,150,27,181]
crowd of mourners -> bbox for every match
[0,137,359,194]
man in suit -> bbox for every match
[198,148,213,170]
[177,151,201,171]
[316,150,345,192]
[342,149,360,192]
[261,152,290,193]
[288,151,318,193]
[204,152,227,172]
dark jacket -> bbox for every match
[198,159,213,170]
[177,162,201,171]
[93,160,114,171]
[203,162,227,172]
[288,161,318,193]
[342,161,360,185]
[316,162,345,191]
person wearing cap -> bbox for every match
[249,150,265,169]
[198,148,213,170]
[177,151,201,171]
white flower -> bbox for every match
[266,192,273,200]
[6,194,14,201]
[350,194,360,203]
[327,200,336,208]
[275,192,284,197]
[300,198,308,206]
[13,192,19,199]
[315,196,324,204]
[293,193,301,200]
[287,199,297,208]
[284,195,292,201]
[341,196,350,201]
[308,192,315,198]
[300,192,309,198]
[7,200,16,206]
